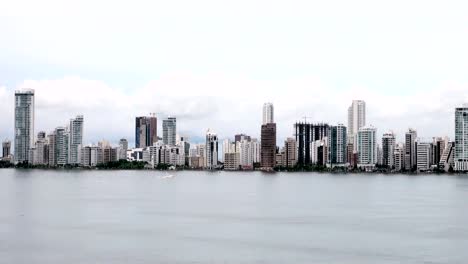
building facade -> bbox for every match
[135,115,158,148]
[284,137,297,168]
[118,138,128,160]
[295,122,330,165]
[432,137,446,166]
[2,140,11,159]
[347,100,366,152]
[329,124,347,166]
[224,152,240,170]
[163,117,177,146]
[455,106,468,171]
[394,144,405,171]
[357,126,377,168]
[382,131,396,168]
[69,115,84,165]
[260,123,276,169]
[205,129,218,170]
[55,127,69,166]
[405,128,418,171]
[416,141,432,172]
[262,103,274,125]
[48,133,56,166]
[14,89,35,163]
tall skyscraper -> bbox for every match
[329,124,347,165]
[347,100,366,151]
[295,122,330,165]
[2,140,11,158]
[48,133,56,166]
[262,103,274,125]
[260,123,276,169]
[135,114,157,148]
[69,115,84,165]
[55,127,69,166]
[163,117,177,146]
[405,128,417,171]
[205,129,218,170]
[455,105,468,171]
[357,126,377,168]
[14,89,35,163]
[382,131,396,168]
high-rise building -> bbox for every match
[262,103,274,125]
[251,138,261,164]
[382,131,396,168]
[205,129,218,170]
[284,137,297,168]
[455,105,468,171]
[237,139,252,168]
[329,124,347,166]
[69,115,84,165]
[357,126,377,168]
[32,131,48,165]
[394,144,405,171]
[118,138,128,160]
[135,114,158,148]
[178,136,190,166]
[311,138,328,166]
[405,128,417,171]
[48,133,56,166]
[14,89,35,163]
[163,117,177,146]
[347,100,366,150]
[416,141,432,172]
[2,140,11,158]
[260,123,276,169]
[432,137,446,166]
[295,122,330,165]
[55,127,69,166]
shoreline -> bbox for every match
[1,167,466,175]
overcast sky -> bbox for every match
[1,0,468,146]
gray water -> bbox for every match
[0,169,467,264]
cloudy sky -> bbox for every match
[1,0,468,146]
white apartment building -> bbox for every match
[357,126,377,168]
[455,105,468,171]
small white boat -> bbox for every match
[159,174,175,179]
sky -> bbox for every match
[1,0,468,146]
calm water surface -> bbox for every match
[0,169,467,264]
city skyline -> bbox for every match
[3,83,468,172]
